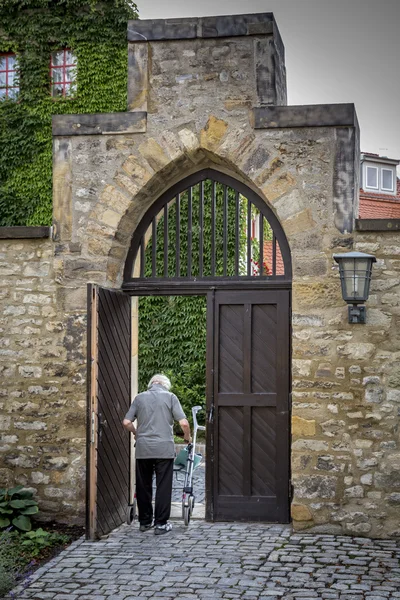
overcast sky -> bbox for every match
[139,0,400,173]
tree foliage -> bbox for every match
[0,0,138,225]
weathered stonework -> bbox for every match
[0,13,399,537]
[0,237,86,523]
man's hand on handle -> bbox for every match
[179,418,191,444]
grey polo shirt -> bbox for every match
[125,384,186,459]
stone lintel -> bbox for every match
[254,104,358,129]
[356,218,400,231]
[0,226,51,239]
[52,112,147,136]
[128,13,278,42]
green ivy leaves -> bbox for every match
[0,0,138,226]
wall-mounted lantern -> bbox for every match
[333,252,377,324]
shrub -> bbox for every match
[0,485,39,531]
[22,528,70,557]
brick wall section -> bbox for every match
[0,238,86,524]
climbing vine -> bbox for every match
[0,0,138,225]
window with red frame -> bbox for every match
[0,54,19,99]
[50,49,77,97]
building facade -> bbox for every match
[0,13,400,538]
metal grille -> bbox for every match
[124,170,291,284]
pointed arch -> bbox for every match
[122,168,291,290]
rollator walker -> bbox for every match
[173,405,205,526]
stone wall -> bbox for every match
[0,237,86,524]
[291,230,400,538]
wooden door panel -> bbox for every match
[251,304,277,393]
[87,285,131,540]
[219,304,244,393]
[218,407,244,495]
[209,290,290,523]
[251,407,276,496]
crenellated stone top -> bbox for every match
[128,13,284,53]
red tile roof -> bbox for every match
[359,177,400,219]
[263,240,285,275]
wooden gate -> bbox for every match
[85,169,292,529]
[86,284,132,540]
[206,290,290,522]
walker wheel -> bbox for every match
[126,501,137,525]
[189,495,195,515]
[183,504,191,526]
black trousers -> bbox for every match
[135,458,174,526]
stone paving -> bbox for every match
[6,522,400,600]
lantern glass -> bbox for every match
[334,252,376,304]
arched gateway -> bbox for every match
[87,168,292,539]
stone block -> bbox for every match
[345,522,372,534]
[387,389,400,403]
[0,416,11,431]
[292,416,316,437]
[292,360,312,377]
[344,485,364,498]
[261,172,296,203]
[291,504,313,521]
[139,138,170,171]
[292,439,328,451]
[121,156,152,184]
[294,475,337,499]
[282,208,316,237]
[337,343,375,360]
[18,366,42,378]
[200,116,228,151]
[178,128,199,152]
[293,281,342,310]
[31,471,50,485]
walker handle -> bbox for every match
[197,426,206,431]
[191,405,203,432]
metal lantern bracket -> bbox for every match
[333,251,377,325]
[348,304,366,325]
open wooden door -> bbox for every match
[206,290,290,522]
[86,284,131,539]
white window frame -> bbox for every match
[381,168,394,192]
[365,165,379,190]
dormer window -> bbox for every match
[366,166,378,190]
[361,153,398,197]
[0,53,19,99]
[382,168,394,192]
[51,49,77,97]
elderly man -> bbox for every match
[123,374,191,535]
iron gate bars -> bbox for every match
[123,169,292,289]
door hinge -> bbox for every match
[91,411,96,444]
[289,480,294,500]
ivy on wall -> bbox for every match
[0,0,138,226]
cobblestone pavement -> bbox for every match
[7,522,400,600]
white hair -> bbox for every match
[148,374,171,391]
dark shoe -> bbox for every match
[139,523,153,532]
[154,522,172,535]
